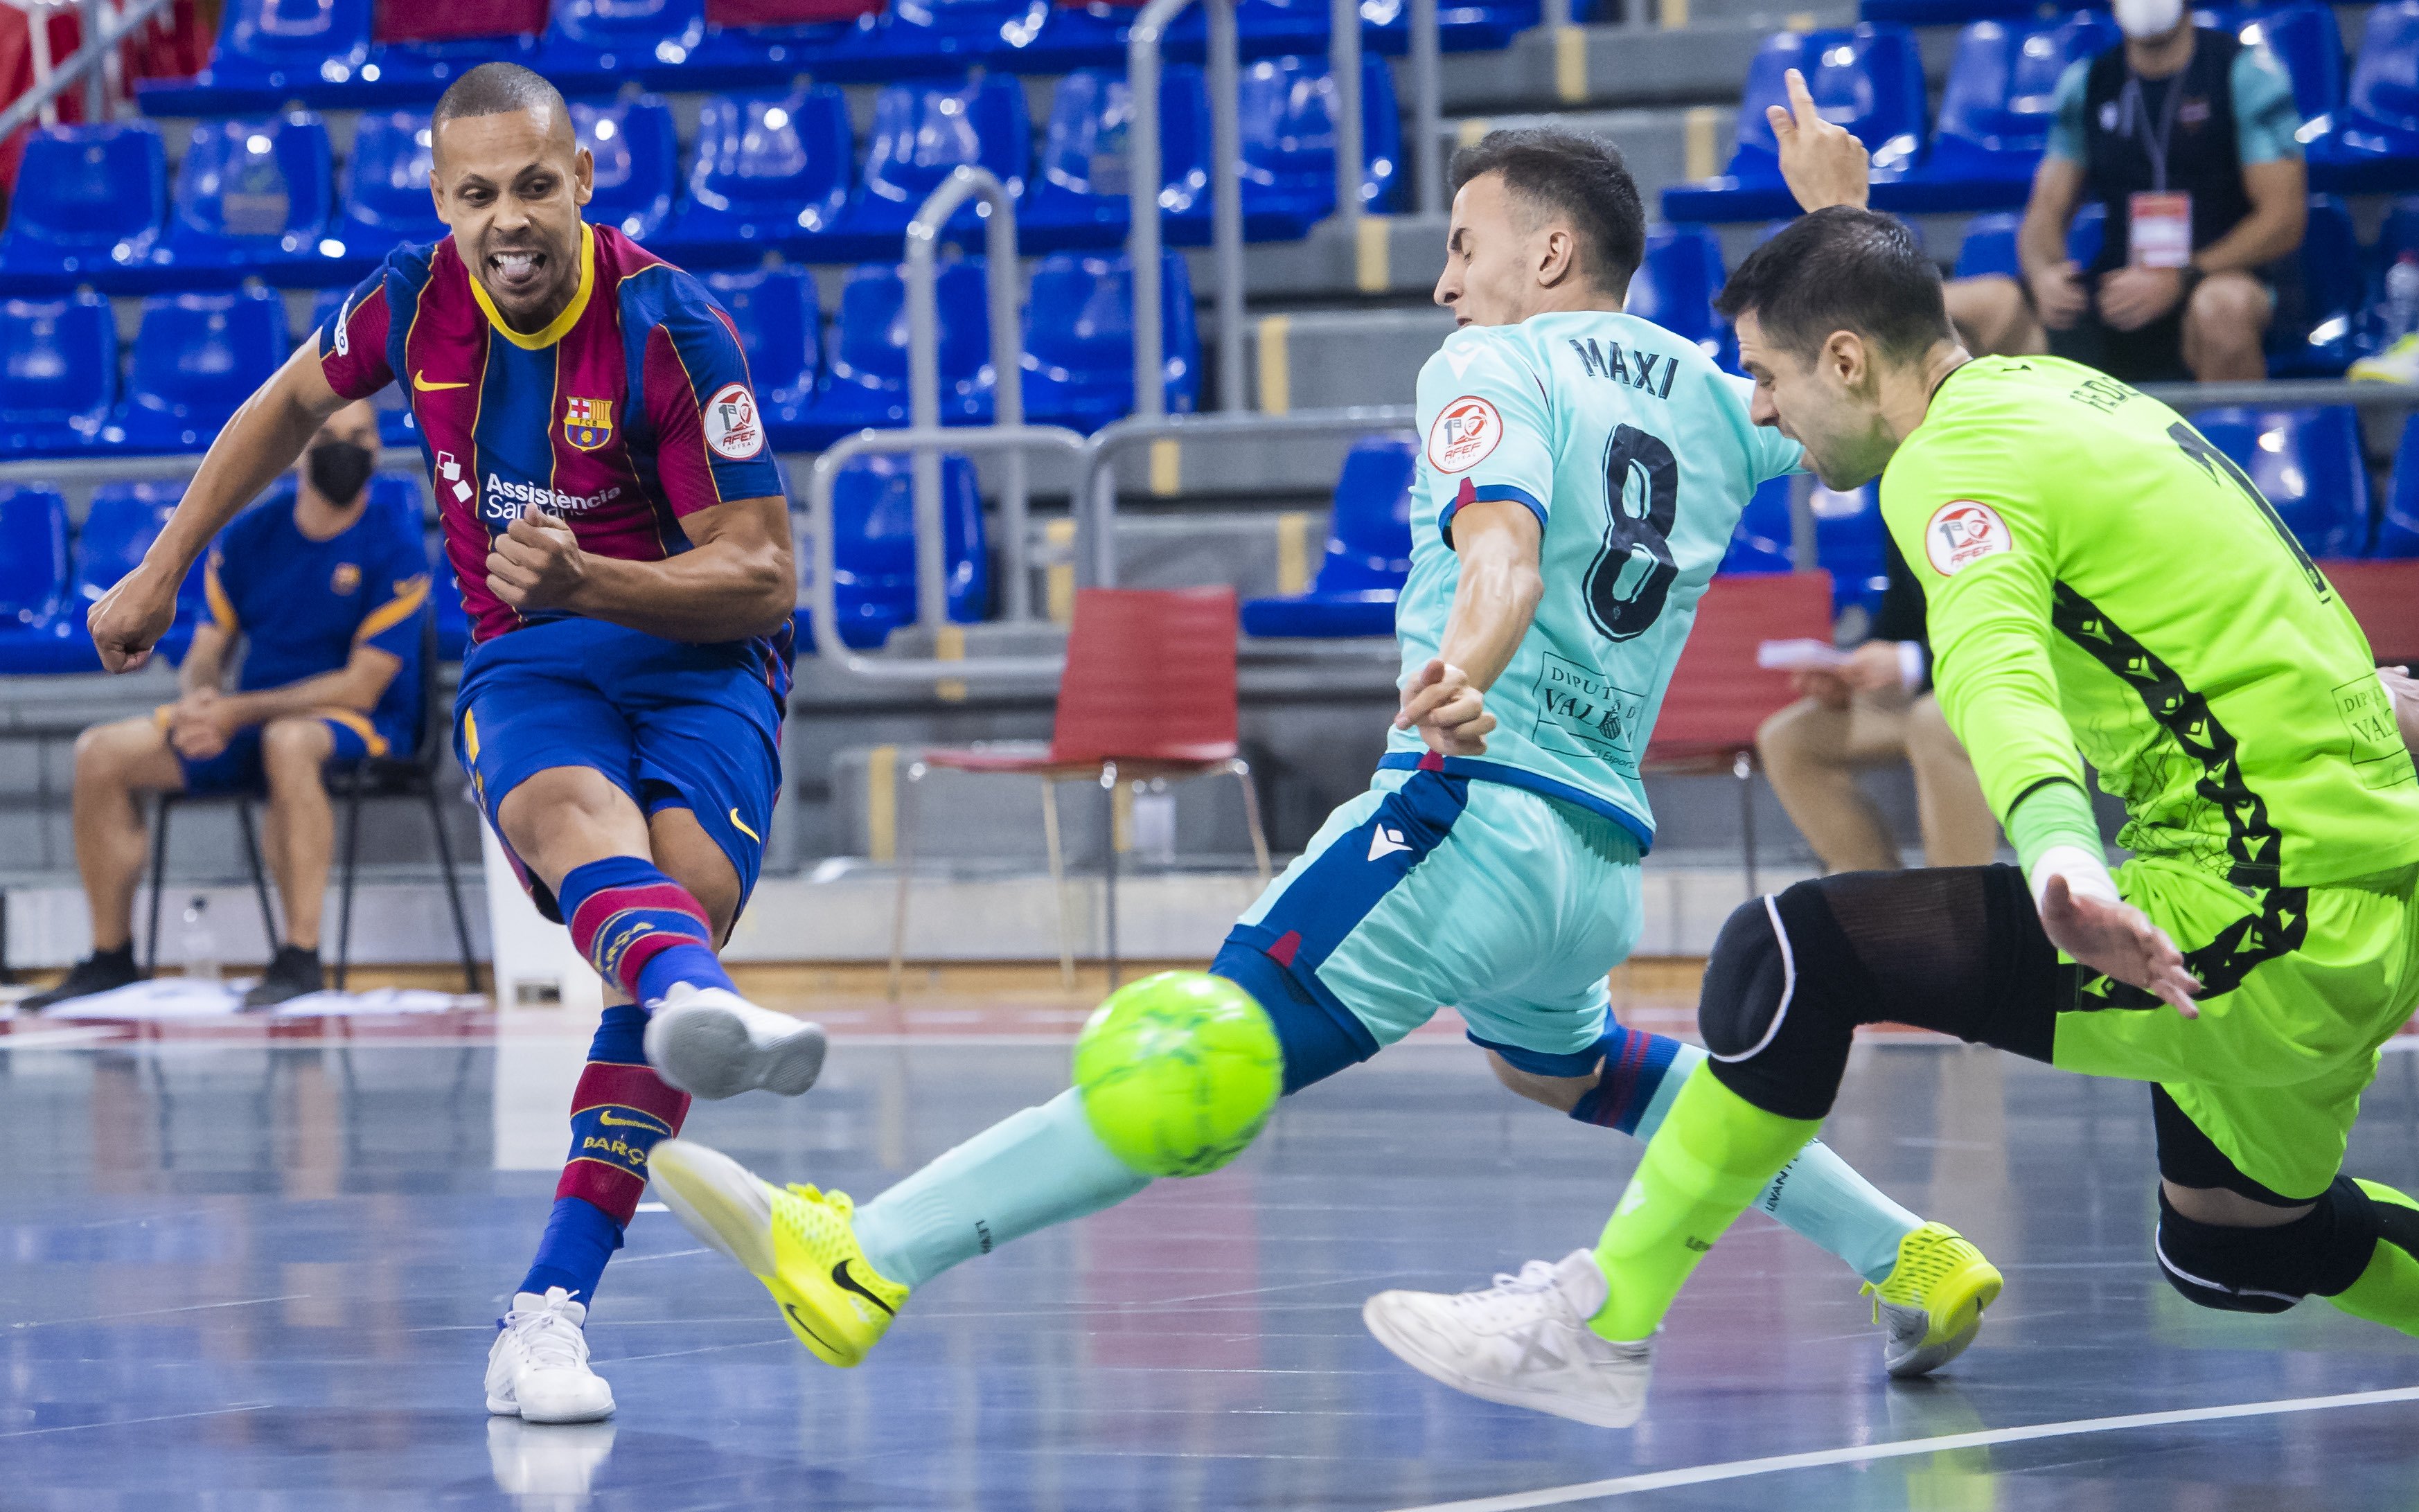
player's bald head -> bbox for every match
[432,62,573,154]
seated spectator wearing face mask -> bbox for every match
[28,400,430,1012]
[1940,0,2305,382]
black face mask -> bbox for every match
[305,440,375,506]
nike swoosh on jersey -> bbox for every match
[831,1260,896,1317]
[413,371,472,391]
[729,808,763,843]
[596,1109,668,1131]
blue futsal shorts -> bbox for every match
[175,710,403,795]
[1214,763,1644,1092]
[453,618,783,923]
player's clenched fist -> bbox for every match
[1395,657,1494,757]
[488,507,587,612]
[87,565,180,674]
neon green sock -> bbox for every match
[2326,1180,2419,1337]
[1588,1069,1821,1342]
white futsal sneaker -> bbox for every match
[486,1288,616,1424]
[642,983,828,1101]
[1363,1249,1652,1428]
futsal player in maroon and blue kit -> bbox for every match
[88,62,826,1425]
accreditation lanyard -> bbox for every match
[2120,72,2194,269]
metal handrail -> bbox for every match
[905,166,1036,623]
[804,425,1088,683]
[1128,0,1246,417]
[0,0,172,141]
[1072,405,1417,586]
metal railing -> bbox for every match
[1073,406,1417,586]
[804,170,1089,682]
[0,0,172,141]
[1128,0,1247,418]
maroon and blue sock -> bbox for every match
[1568,1024,1689,1135]
[558,855,735,1007]
[517,1001,692,1306]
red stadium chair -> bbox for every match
[1643,570,1834,896]
[2328,559,2419,666]
[887,587,1272,994]
[375,0,547,42]
[708,0,883,21]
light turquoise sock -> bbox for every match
[852,1089,1153,1288]
[1633,1045,1917,1283]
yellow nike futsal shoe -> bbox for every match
[1861,1221,2003,1380]
[646,1138,909,1367]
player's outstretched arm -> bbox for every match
[87,347,348,674]
[1396,498,1542,756]
[1770,67,1870,215]
[487,493,795,643]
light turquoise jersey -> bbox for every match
[1381,311,1802,849]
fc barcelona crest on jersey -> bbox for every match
[564,396,614,451]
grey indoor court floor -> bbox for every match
[4,1027,2419,1510]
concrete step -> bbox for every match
[1250,306,1455,412]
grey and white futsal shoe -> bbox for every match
[642,984,827,1100]
[486,1288,614,1423]
[1363,1249,1652,1428]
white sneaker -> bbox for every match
[487,1416,618,1495]
[2351,332,2419,384]
[1362,1250,1652,1428]
[486,1288,616,1423]
[642,983,828,1101]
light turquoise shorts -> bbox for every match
[1223,763,1645,1069]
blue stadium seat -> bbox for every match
[1810,482,1888,616]
[1624,224,1733,367]
[308,287,419,447]
[2381,413,2419,557]
[0,486,77,673]
[1883,12,2117,213]
[2190,407,2367,558]
[1169,55,1401,242]
[815,452,989,650]
[110,288,292,454]
[1020,250,1199,430]
[1719,474,1797,573]
[1022,66,1214,251]
[339,110,445,258]
[0,123,168,290]
[2308,0,2419,194]
[1952,209,2023,280]
[829,77,1032,257]
[0,294,117,457]
[577,96,682,242]
[364,1,546,100]
[2271,195,2362,376]
[1164,0,1329,60]
[806,260,996,445]
[1240,434,1417,638]
[2242,3,2346,134]
[137,0,374,114]
[1663,25,1928,224]
[687,0,881,87]
[843,0,1054,74]
[535,0,709,92]
[153,112,345,286]
[657,87,854,265]
[1359,0,1541,55]
[705,265,822,450]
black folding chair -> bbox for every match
[330,612,479,993]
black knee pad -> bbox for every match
[1698,882,1871,1121]
[2154,1176,2382,1313]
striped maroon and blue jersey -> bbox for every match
[316,223,792,697]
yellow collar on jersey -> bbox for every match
[468,222,595,350]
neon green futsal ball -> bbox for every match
[1073,970,1283,1177]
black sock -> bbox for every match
[282,944,320,965]
[90,943,134,970]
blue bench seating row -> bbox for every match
[3,61,1400,292]
[134,0,1536,116]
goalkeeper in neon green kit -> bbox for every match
[1369,76,2419,1427]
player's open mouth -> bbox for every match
[487,249,548,294]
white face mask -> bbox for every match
[2113,0,2184,41]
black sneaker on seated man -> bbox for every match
[242,944,326,1010]
[20,945,143,1012]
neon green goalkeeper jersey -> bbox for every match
[1880,355,2419,888]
